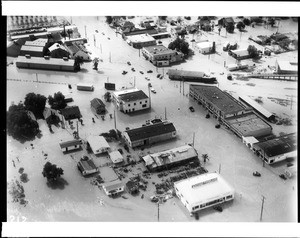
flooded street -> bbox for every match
[7,16,297,222]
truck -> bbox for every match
[77,83,94,91]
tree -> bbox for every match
[42,162,64,182]
[158,16,167,21]
[168,37,190,55]
[247,45,260,58]
[226,24,235,33]
[236,21,245,31]
[104,92,112,102]
[7,103,39,140]
[24,92,47,118]
[48,91,67,110]
[243,18,251,26]
[74,56,84,71]
[105,16,113,24]
[269,18,276,27]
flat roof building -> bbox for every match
[123,121,177,148]
[126,34,156,49]
[102,179,124,196]
[196,41,215,54]
[16,56,75,72]
[252,133,297,164]
[113,88,150,114]
[142,145,198,172]
[142,45,184,66]
[190,85,247,119]
[174,173,234,214]
[59,139,82,153]
[239,95,275,121]
[226,112,272,138]
[20,45,44,57]
[109,151,124,164]
[87,135,110,155]
[275,60,298,74]
[229,48,251,60]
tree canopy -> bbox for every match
[48,91,67,110]
[104,92,112,102]
[247,45,260,58]
[243,18,251,26]
[24,92,47,118]
[168,37,189,55]
[226,24,235,33]
[236,21,245,31]
[74,56,84,71]
[7,102,39,140]
[42,162,64,182]
[105,16,113,24]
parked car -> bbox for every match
[140,71,144,74]
[148,83,152,87]
[131,68,135,72]
[253,171,261,177]
[147,70,153,73]
[122,70,127,75]
[189,106,195,112]
[150,88,156,93]
[157,74,161,78]
[127,61,131,65]
[215,124,221,129]
[158,40,162,44]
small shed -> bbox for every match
[77,156,98,176]
[87,135,110,155]
[102,179,124,196]
[90,98,106,114]
[109,151,124,164]
[59,139,82,153]
[126,180,139,194]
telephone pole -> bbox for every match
[164,107,167,120]
[260,195,266,221]
[157,201,160,222]
[219,164,221,174]
[114,110,116,129]
[84,25,87,39]
[192,132,195,147]
[77,120,79,138]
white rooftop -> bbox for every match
[174,173,234,206]
[127,34,155,43]
[113,87,139,98]
[196,41,213,49]
[87,135,110,152]
[277,61,298,72]
[109,151,124,163]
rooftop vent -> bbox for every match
[25,54,31,59]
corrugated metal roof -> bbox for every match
[59,139,82,148]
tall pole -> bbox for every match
[139,48,140,57]
[182,79,184,96]
[36,73,38,83]
[77,120,79,138]
[107,77,109,83]
[157,201,160,222]
[192,132,195,147]
[100,44,102,53]
[260,195,266,222]
[84,25,87,39]
[134,76,136,87]
[263,150,265,167]
[219,164,221,174]
[179,80,181,93]
[165,107,167,120]
[148,85,151,108]
[109,52,111,63]
[114,110,116,129]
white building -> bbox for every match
[87,135,110,155]
[102,179,125,196]
[174,173,234,214]
[112,88,150,113]
[109,151,124,164]
[126,34,156,49]
[196,41,214,54]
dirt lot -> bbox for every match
[7,16,297,222]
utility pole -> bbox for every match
[93,34,96,47]
[100,44,102,53]
[148,86,151,108]
[192,132,195,147]
[157,201,160,222]
[179,80,181,93]
[182,79,185,96]
[84,25,87,39]
[134,76,136,87]
[139,48,140,57]
[219,164,221,174]
[260,195,266,222]
[77,120,79,138]
[109,52,111,63]
[114,110,116,129]
[36,73,38,83]
[262,149,265,167]
[107,77,109,83]
[164,107,167,120]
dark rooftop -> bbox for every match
[118,90,148,102]
[253,133,297,157]
[60,106,82,120]
[168,69,205,78]
[78,159,97,172]
[190,85,246,115]
[125,121,176,142]
[91,98,105,108]
[59,139,82,148]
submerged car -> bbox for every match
[189,106,195,112]
[150,88,156,93]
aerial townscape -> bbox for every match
[6,15,297,222]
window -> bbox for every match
[134,103,136,106]
[145,100,148,103]
[226,195,233,200]
[193,205,199,210]
[140,101,142,104]
[128,104,130,107]
[142,104,147,108]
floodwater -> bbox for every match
[7,16,297,222]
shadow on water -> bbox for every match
[46,177,69,190]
